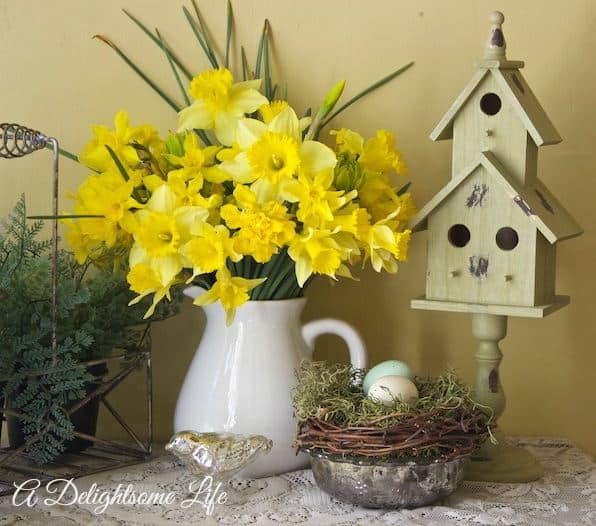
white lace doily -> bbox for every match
[0,437,594,525]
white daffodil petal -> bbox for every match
[147,184,177,214]
[299,116,312,132]
[220,152,256,184]
[177,101,213,133]
[154,255,183,284]
[229,85,268,115]
[235,118,267,149]
[294,256,313,288]
[250,178,278,203]
[269,107,301,142]
[231,79,262,91]
[129,243,149,267]
[175,206,210,239]
[214,112,239,146]
[300,140,337,175]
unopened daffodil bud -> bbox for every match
[165,133,185,157]
[321,79,346,118]
[333,153,366,192]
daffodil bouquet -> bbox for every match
[63,3,416,324]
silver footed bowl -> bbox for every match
[306,449,468,509]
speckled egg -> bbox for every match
[362,360,414,394]
[367,375,419,406]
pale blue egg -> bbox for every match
[362,360,414,393]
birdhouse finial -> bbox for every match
[484,11,506,59]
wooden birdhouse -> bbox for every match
[411,11,582,316]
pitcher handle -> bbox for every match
[302,319,367,369]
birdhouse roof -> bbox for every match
[409,151,583,244]
[429,68,562,146]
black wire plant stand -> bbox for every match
[0,123,153,497]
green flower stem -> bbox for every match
[254,248,286,300]
[269,260,297,300]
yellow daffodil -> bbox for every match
[129,184,209,256]
[332,128,406,176]
[193,267,266,325]
[359,129,407,175]
[177,68,268,146]
[288,227,356,287]
[165,132,227,184]
[180,223,241,279]
[63,170,136,262]
[72,171,134,224]
[280,169,356,228]
[259,100,311,130]
[355,206,412,272]
[331,128,364,156]
[220,184,295,262]
[124,184,210,316]
[359,173,416,223]
[126,250,179,318]
[259,100,289,123]
[219,106,336,201]
[79,110,162,172]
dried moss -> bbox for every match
[293,360,492,429]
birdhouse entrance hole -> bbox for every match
[448,224,471,247]
[480,93,502,115]
[496,227,519,250]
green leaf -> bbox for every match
[104,144,130,181]
[93,35,181,112]
[263,22,272,98]
[27,214,104,220]
[193,129,213,146]
[156,28,190,106]
[130,142,164,176]
[45,143,79,163]
[182,7,218,69]
[122,9,192,80]
[241,46,250,81]
[225,0,233,69]
[397,181,412,196]
[190,0,220,67]
[319,61,415,129]
[254,20,269,79]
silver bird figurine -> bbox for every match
[166,430,273,482]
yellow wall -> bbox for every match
[1,0,594,456]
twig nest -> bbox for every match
[368,375,419,405]
[362,360,414,393]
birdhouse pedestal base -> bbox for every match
[466,429,544,482]
[411,299,570,482]
[466,312,543,482]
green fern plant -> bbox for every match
[0,196,179,464]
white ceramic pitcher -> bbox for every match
[174,287,367,478]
